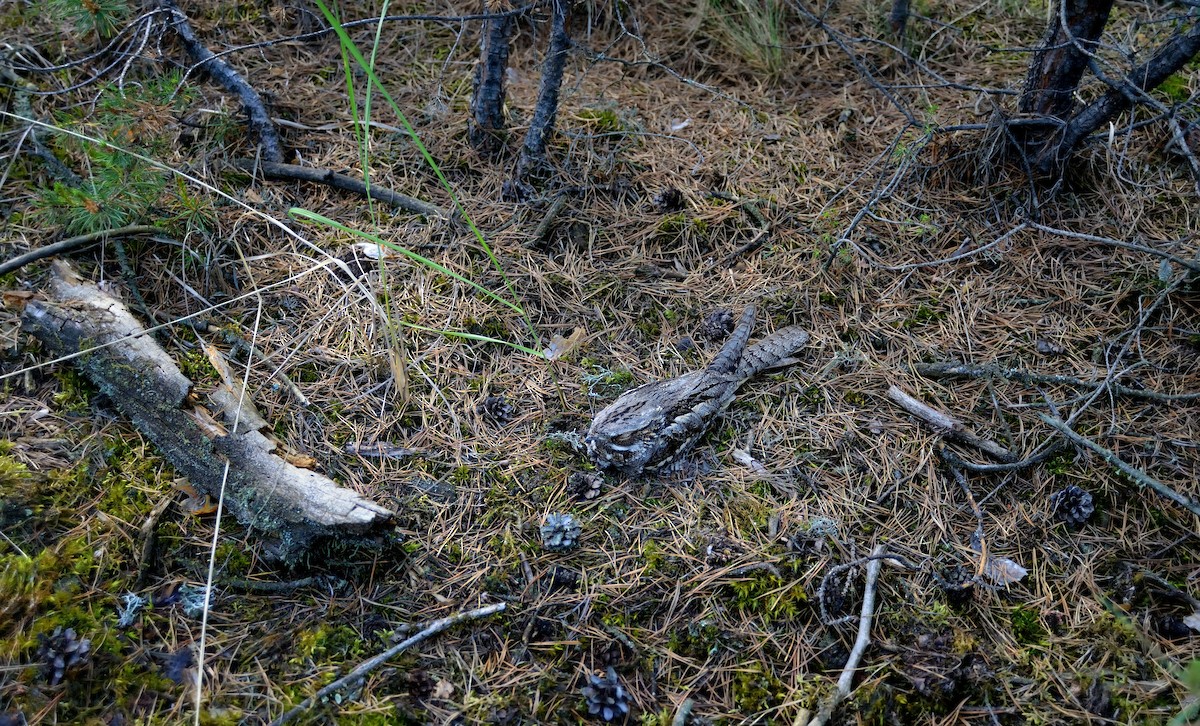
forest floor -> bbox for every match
[1,0,1199,723]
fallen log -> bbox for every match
[21,261,393,563]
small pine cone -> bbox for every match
[1048,485,1094,528]
[569,472,603,501]
[937,565,975,606]
[36,626,91,685]
[541,513,582,551]
[580,666,631,722]
[697,309,735,342]
[477,395,516,425]
[652,187,685,213]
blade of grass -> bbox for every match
[310,0,534,339]
[289,207,527,317]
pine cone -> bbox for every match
[477,394,516,425]
[568,472,603,501]
[36,626,91,685]
[580,666,631,722]
[936,565,975,606]
[541,513,582,551]
[652,187,685,213]
[1048,485,1094,528]
[697,309,735,342]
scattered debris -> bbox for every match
[653,187,685,213]
[568,471,603,501]
[697,309,735,342]
[477,394,517,424]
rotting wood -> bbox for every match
[887,385,1016,462]
[20,261,394,564]
[230,159,449,218]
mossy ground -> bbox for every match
[2,0,1199,723]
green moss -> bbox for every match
[1010,605,1047,645]
[732,663,786,712]
[576,107,625,133]
[291,624,367,667]
[726,571,808,621]
[901,303,946,329]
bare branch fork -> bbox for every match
[230,159,448,218]
[804,544,890,726]
[886,385,1016,462]
[916,361,1200,403]
[269,602,507,726]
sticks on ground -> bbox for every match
[1038,413,1200,517]
[0,225,163,277]
[806,544,888,726]
[231,159,448,218]
[916,361,1200,403]
[887,385,1016,462]
[270,602,507,726]
[161,0,285,162]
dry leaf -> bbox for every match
[282,451,317,469]
[1184,612,1200,633]
[544,327,585,361]
[432,679,454,700]
[172,480,217,515]
[2,290,34,310]
[983,556,1028,586]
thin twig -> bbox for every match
[231,159,448,218]
[270,602,506,726]
[807,544,887,726]
[1027,222,1200,275]
[887,385,1016,462]
[0,225,162,276]
[917,361,1200,402]
[1038,413,1200,517]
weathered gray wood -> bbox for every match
[21,261,393,563]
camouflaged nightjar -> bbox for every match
[584,305,809,476]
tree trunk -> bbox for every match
[1032,11,1200,173]
[470,0,514,156]
[517,0,572,178]
[1019,0,1115,122]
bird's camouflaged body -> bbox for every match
[585,306,809,476]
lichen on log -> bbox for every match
[20,261,393,564]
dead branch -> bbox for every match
[230,159,448,218]
[270,602,507,726]
[20,262,394,563]
[1027,222,1200,276]
[161,0,285,162]
[916,361,1200,403]
[887,385,1016,462]
[807,544,888,726]
[0,225,162,276]
[1038,413,1200,517]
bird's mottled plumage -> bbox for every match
[585,306,809,476]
